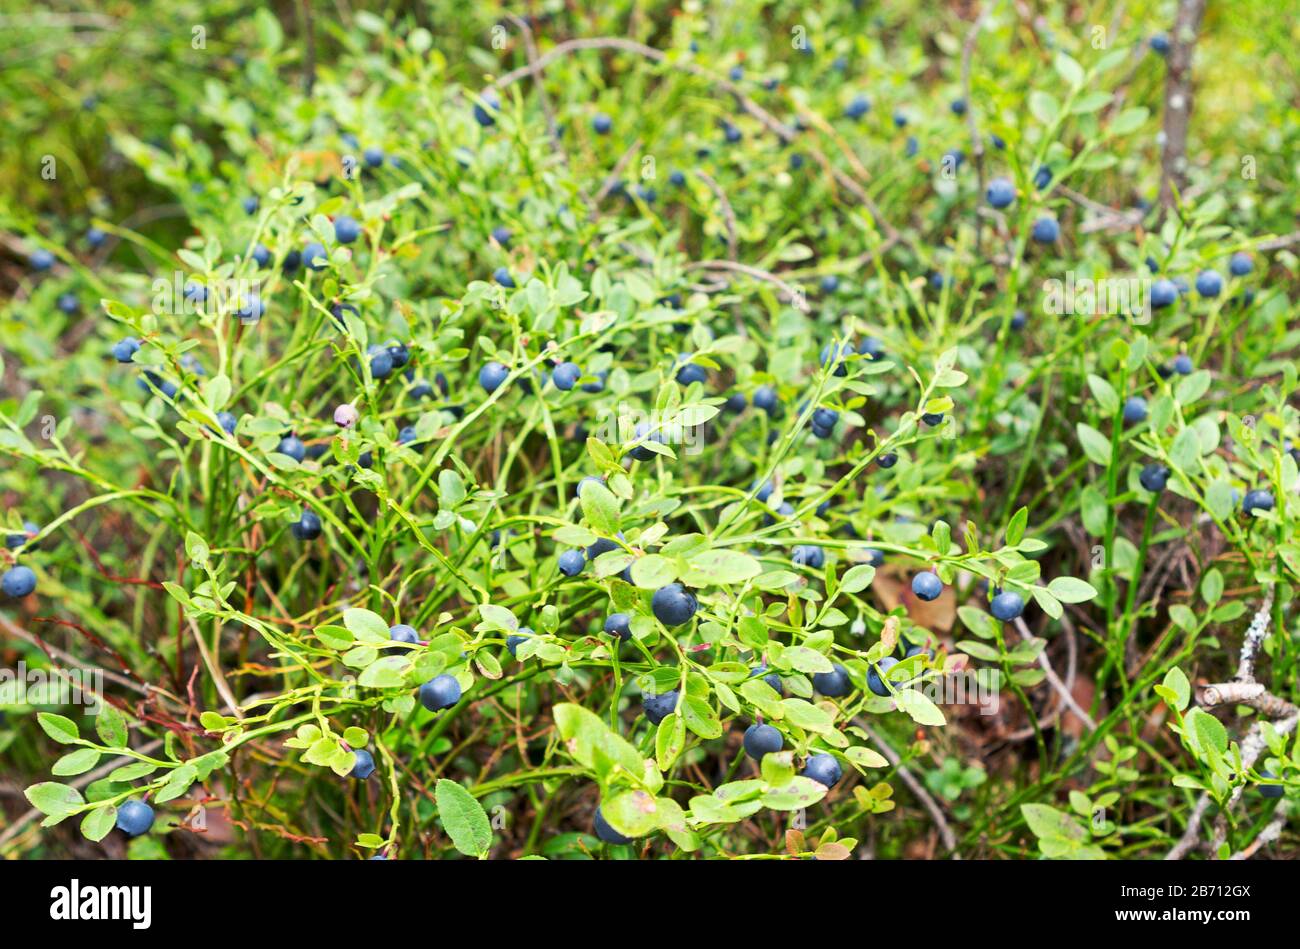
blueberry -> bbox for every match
[1258,770,1284,799]
[1172,354,1193,375]
[922,412,945,427]
[943,148,965,170]
[506,627,533,658]
[1031,215,1060,243]
[1,565,36,598]
[251,243,271,267]
[581,370,607,394]
[390,624,420,644]
[1229,252,1253,277]
[1195,270,1222,298]
[812,663,852,697]
[801,753,843,788]
[752,386,780,416]
[4,522,38,549]
[592,113,612,134]
[1032,165,1053,190]
[367,346,394,380]
[549,362,581,392]
[751,664,783,694]
[1123,396,1148,424]
[1242,489,1274,515]
[651,583,698,626]
[865,549,885,568]
[905,136,919,157]
[603,613,632,642]
[290,510,322,540]
[493,267,515,288]
[845,95,871,119]
[912,571,943,601]
[479,361,509,393]
[643,690,679,725]
[812,407,838,433]
[236,294,264,322]
[789,153,805,171]
[675,361,707,386]
[1150,279,1179,309]
[593,806,632,845]
[277,435,306,462]
[743,723,783,760]
[282,249,302,273]
[1139,463,1170,493]
[558,549,586,577]
[334,215,361,244]
[990,590,1025,621]
[905,644,934,660]
[418,674,462,713]
[821,275,840,294]
[216,411,238,435]
[724,392,747,413]
[858,337,885,360]
[386,341,410,369]
[753,480,775,503]
[242,195,260,215]
[113,337,140,363]
[1150,33,1170,55]
[303,242,328,271]
[986,177,1015,209]
[363,147,385,168]
[115,799,155,837]
[86,228,106,248]
[820,342,852,377]
[792,545,825,568]
[878,452,898,468]
[722,123,742,144]
[990,133,1006,149]
[728,65,744,82]
[57,293,79,314]
[950,98,967,115]
[349,749,376,779]
[867,656,899,697]
[628,422,668,461]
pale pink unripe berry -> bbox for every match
[334,403,359,427]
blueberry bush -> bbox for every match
[2,2,1298,861]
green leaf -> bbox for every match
[357,655,411,688]
[1075,423,1112,466]
[435,779,493,858]
[681,549,762,586]
[1046,576,1098,603]
[783,646,834,675]
[81,805,118,842]
[1021,803,1103,859]
[1005,507,1028,547]
[1161,667,1191,712]
[52,748,101,776]
[839,564,876,594]
[37,712,80,745]
[25,781,85,818]
[95,705,128,748]
[343,608,390,643]
[579,480,621,536]
[630,553,677,589]
[894,689,946,727]
[553,703,645,780]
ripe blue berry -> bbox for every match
[1258,770,1284,799]
[743,723,783,760]
[1150,34,1170,55]
[303,242,328,270]
[752,386,780,416]
[950,98,967,115]
[2,565,36,598]
[652,583,698,626]
[1139,463,1170,493]
[57,293,79,314]
[1010,310,1028,331]
[506,627,533,658]
[868,656,899,697]
[86,228,106,248]
[113,337,140,363]
[242,195,259,215]
[990,590,1025,622]
[473,91,500,127]
[419,673,462,712]
[29,249,54,271]
[845,95,871,119]
[1150,279,1178,309]
[216,411,237,435]
[986,177,1015,209]
[390,624,420,644]
[1195,270,1222,298]
[1123,396,1148,424]
[592,113,612,134]
[792,545,825,569]
[912,571,943,601]
[1242,489,1274,515]
[1172,354,1193,375]
[557,550,586,577]
[858,337,885,360]
[801,753,843,788]
[368,346,394,379]
[290,510,322,540]
[548,362,581,391]
[363,147,384,168]
[593,807,631,845]
[115,799,155,837]
[334,215,361,244]
[1031,215,1060,243]
[479,361,509,393]
[812,662,852,697]
[277,435,306,462]
[1229,252,1253,277]
[251,243,271,267]
[675,361,707,386]
[349,749,376,779]
[751,664,783,694]
[603,613,632,642]
[878,452,898,468]
[643,690,679,725]
[493,266,515,288]
[1033,165,1053,190]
